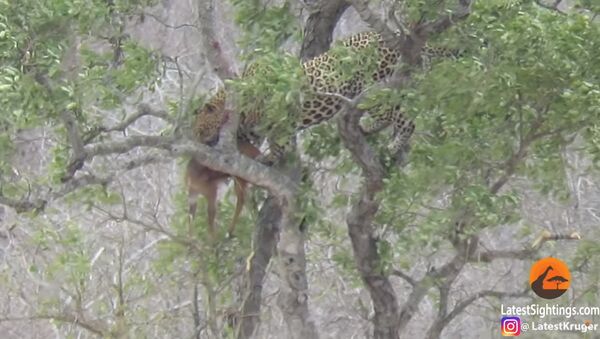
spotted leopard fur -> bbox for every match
[194,31,460,162]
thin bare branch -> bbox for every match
[490,117,544,194]
[0,194,47,214]
[93,205,202,251]
[142,11,200,30]
[0,174,110,213]
[0,312,107,337]
[426,288,529,338]
[398,245,479,333]
[390,269,416,287]
[0,151,162,215]
[82,104,175,144]
[416,0,474,36]
[59,110,87,182]
[475,230,582,262]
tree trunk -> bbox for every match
[236,2,350,337]
[236,196,280,339]
[338,103,401,338]
[300,0,350,61]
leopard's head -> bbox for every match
[193,101,228,146]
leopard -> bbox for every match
[193,31,460,163]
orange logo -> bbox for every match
[529,257,570,299]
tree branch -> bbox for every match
[349,0,403,50]
[94,205,204,252]
[0,194,47,214]
[416,225,582,337]
[197,0,237,80]
[300,0,350,61]
[425,243,482,339]
[534,0,567,15]
[490,117,544,194]
[0,312,107,337]
[142,11,200,30]
[59,110,87,182]
[0,174,110,213]
[236,4,352,335]
[77,134,297,209]
[315,3,476,336]
[350,0,473,65]
[398,246,475,333]
[237,197,280,339]
[335,71,400,338]
[475,230,582,263]
[82,104,175,144]
[391,269,416,287]
[415,0,474,37]
[60,103,176,182]
[426,288,530,338]
[3,129,296,218]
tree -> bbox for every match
[1,0,599,338]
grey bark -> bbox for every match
[300,0,349,61]
[337,102,400,339]
[334,2,477,336]
[235,2,350,337]
[237,162,316,339]
[236,196,280,339]
[274,172,318,338]
[197,0,237,80]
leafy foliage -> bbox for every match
[2,0,600,336]
[0,0,159,185]
[228,54,308,145]
[231,0,300,60]
[366,2,600,257]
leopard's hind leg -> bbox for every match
[359,106,414,166]
[358,105,415,149]
[389,110,415,166]
[359,108,393,135]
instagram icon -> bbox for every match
[501,317,521,336]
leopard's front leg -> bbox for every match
[256,138,292,166]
